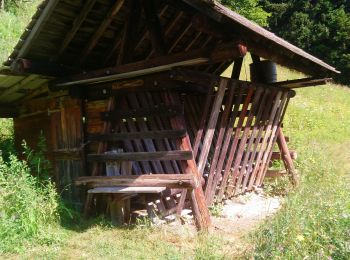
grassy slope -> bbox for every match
[250,68,350,259]
[0,2,41,63]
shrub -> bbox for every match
[0,148,61,253]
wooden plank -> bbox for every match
[255,92,289,186]
[251,92,286,188]
[149,92,182,174]
[52,42,246,88]
[89,130,187,142]
[87,151,193,162]
[220,86,264,199]
[215,86,254,201]
[207,82,244,204]
[120,98,154,174]
[101,105,183,121]
[228,87,265,196]
[78,0,125,64]
[163,91,211,230]
[138,92,179,174]
[0,106,19,118]
[118,121,145,175]
[88,186,166,194]
[246,91,284,190]
[0,74,38,101]
[204,79,236,202]
[272,78,332,88]
[127,93,164,174]
[12,0,59,60]
[117,0,142,65]
[275,127,299,186]
[197,79,228,175]
[192,84,214,158]
[142,0,167,56]
[244,90,279,191]
[57,0,97,56]
[271,150,297,161]
[86,98,119,219]
[238,88,273,193]
[76,174,197,189]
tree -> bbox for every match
[261,0,350,84]
[219,0,270,26]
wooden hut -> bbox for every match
[0,0,338,230]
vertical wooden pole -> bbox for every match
[164,91,211,231]
[276,127,299,186]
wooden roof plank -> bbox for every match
[57,0,97,56]
[78,0,125,64]
[11,0,60,62]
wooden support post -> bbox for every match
[276,127,299,186]
[164,92,211,231]
[110,195,125,226]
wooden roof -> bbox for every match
[4,0,338,74]
[0,0,339,106]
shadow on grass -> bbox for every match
[58,200,148,233]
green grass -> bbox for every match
[250,81,350,258]
[0,1,41,63]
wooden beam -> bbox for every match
[87,151,193,162]
[142,0,167,56]
[272,78,332,88]
[51,42,247,89]
[0,106,19,118]
[75,174,198,189]
[12,0,59,61]
[117,0,142,65]
[197,78,227,175]
[101,105,183,121]
[276,127,299,186]
[0,74,39,101]
[231,57,243,79]
[88,130,187,141]
[11,58,78,77]
[78,0,125,64]
[57,0,97,56]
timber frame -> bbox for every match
[0,0,338,230]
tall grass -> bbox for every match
[0,0,40,63]
[0,140,62,253]
[250,84,350,259]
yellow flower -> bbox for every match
[296,235,305,241]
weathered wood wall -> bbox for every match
[14,96,85,206]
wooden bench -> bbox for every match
[76,174,199,225]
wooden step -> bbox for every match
[88,186,167,194]
[101,105,183,121]
[87,150,193,162]
[88,129,187,142]
[75,174,197,189]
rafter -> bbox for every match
[51,42,247,89]
[57,0,97,57]
[78,0,125,65]
[142,0,167,56]
[117,0,142,66]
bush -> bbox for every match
[0,148,61,253]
